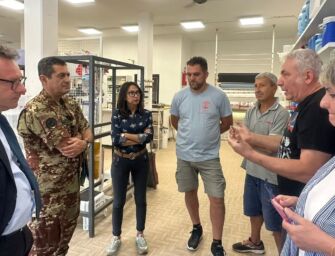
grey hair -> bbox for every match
[0,45,18,60]
[255,72,277,86]
[320,58,335,87]
[284,49,322,80]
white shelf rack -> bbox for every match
[317,42,335,59]
[293,0,335,50]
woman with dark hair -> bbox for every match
[106,82,153,255]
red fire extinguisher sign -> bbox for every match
[182,67,187,87]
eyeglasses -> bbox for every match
[0,76,26,91]
[127,91,140,97]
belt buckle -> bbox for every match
[129,152,136,160]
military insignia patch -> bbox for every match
[46,118,57,128]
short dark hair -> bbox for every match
[117,81,144,117]
[38,56,67,78]
[0,45,18,60]
[187,56,208,72]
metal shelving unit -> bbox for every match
[58,55,144,238]
[293,0,335,50]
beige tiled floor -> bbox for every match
[68,141,278,256]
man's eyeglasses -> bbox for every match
[0,76,26,91]
[128,91,140,97]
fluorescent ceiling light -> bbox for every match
[180,21,205,30]
[66,0,95,3]
[0,0,24,10]
[78,28,102,35]
[239,17,264,26]
[121,25,139,33]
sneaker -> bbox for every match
[136,235,148,255]
[232,238,265,254]
[211,242,227,256]
[187,225,203,251]
[106,236,121,255]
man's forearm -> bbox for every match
[250,134,282,154]
[246,151,314,183]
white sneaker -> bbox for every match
[136,235,148,255]
[106,236,121,255]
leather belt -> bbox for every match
[114,148,147,160]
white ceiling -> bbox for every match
[0,0,305,45]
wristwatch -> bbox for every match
[83,138,90,147]
[120,133,127,143]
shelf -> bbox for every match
[317,42,335,59]
[293,0,335,49]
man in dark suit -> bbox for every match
[0,45,41,256]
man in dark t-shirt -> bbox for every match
[229,49,335,197]
[277,87,335,196]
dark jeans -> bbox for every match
[111,152,149,236]
[0,225,33,256]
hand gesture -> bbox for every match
[228,125,254,158]
[283,208,334,253]
[234,122,252,143]
[274,194,298,208]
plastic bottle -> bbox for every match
[298,13,303,36]
[301,4,307,32]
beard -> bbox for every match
[189,82,205,91]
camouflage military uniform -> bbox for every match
[17,90,89,256]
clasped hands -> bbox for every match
[58,137,87,158]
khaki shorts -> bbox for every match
[176,158,226,198]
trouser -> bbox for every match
[29,191,80,256]
[0,225,33,256]
[111,152,149,236]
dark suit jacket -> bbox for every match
[0,140,17,235]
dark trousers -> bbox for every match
[111,152,149,236]
[0,225,33,256]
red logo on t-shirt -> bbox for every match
[202,101,210,111]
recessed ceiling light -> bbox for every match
[239,17,264,26]
[78,28,102,35]
[121,25,139,33]
[180,21,205,30]
[66,0,95,3]
[0,0,24,10]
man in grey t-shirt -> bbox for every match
[231,72,289,254]
[170,56,233,256]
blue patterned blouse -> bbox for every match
[111,108,153,154]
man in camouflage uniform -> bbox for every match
[17,57,93,256]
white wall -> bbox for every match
[192,38,294,85]
[103,37,138,64]
[153,35,182,104]
[101,35,295,105]
[103,35,183,105]
[181,36,192,72]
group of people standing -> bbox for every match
[1,43,335,256]
[228,49,335,256]
[167,52,335,256]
